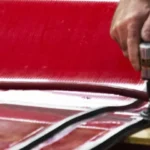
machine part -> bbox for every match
[140,43,150,80]
[78,119,150,150]
[140,43,150,121]
[10,95,144,150]
[141,81,150,121]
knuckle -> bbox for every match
[110,20,123,32]
[126,12,143,22]
[110,28,114,37]
[110,27,117,40]
[110,22,123,38]
[127,38,135,45]
[127,23,139,40]
[129,29,138,38]
[142,30,150,41]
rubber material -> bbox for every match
[15,100,143,150]
[0,81,147,101]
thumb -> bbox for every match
[141,14,150,42]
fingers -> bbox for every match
[141,14,150,42]
[127,23,141,71]
[110,6,128,57]
[111,20,143,71]
[117,24,128,57]
[110,23,128,57]
[109,0,150,71]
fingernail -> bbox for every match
[123,51,128,58]
[133,64,140,71]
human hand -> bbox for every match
[110,0,150,71]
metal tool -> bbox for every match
[140,43,150,120]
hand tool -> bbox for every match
[140,43,150,120]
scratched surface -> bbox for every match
[0,102,80,149]
[0,90,146,149]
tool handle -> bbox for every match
[139,43,150,80]
[140,43,150,120]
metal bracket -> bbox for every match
[141,104,150,121]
